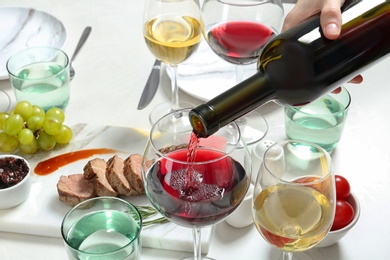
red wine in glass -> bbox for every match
[206,20,275,64]
[145,145,248,227]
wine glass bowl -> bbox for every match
[202,0,284,65]
[201,0,284,145]
[252,140,336,259]
[142,108,251,259]
[142,0,202,124]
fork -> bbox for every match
[69,26,92,80]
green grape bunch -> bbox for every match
[0,101,73,154]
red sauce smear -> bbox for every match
[34,148,117,176]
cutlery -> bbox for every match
[137,59,161,110]
[69,26,92,80]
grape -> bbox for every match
[14,101,33,121]
[54,125,73,144]
[0,112,9,129]
[1,101,73,154]
[31,105,45,118]
[37,131,56,151]
[18,128,34,145]
[0,132,19,152]
[3,114,24,136]
[46,107,65,122]
[27,115,45,131]
[43,116,62,135]
[19,138,39,154]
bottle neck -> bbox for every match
[189,71,275,137]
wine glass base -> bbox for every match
[235,110,268,145]
[0,91,11,112]
[148,101,194,126]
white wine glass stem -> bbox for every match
[283,252,293,260]
[170,65,180,111]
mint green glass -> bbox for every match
[6,46,70,111]
[284,87,351,154]
[61,197,142,260]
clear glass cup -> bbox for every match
[142,0,202,125]
[0,90,11,112]
[252,140,336,260]
[201,0,284,145]
[6,46,70,111]
[284,87,351,154]
[61,197,142,260]
[141,108,251,260]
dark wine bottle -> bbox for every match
[190,0,390,138]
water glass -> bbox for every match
[6,46,70,111]
[284,87,351,153]
[61,197,142,260]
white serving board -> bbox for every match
[0,123,212,253]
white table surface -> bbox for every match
[1,1,389,259]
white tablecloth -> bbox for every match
[0,1,389,259]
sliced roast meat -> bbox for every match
[106,155,137,196]
[83,158,118,197]
[57,174,96,207]
[123,154,145,194]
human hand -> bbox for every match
[283,0,345,39]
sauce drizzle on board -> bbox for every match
[34,148,117,176]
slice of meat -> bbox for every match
[57,174,96,207]
[83,158,118,197]
[123,154,145,194]
[106,155,137,196]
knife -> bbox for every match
[137,59,161,110]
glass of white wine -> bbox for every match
[142,0,202,125]
[252,140,336,260]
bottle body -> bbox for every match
[190,0,390,138]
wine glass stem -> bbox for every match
[235,64,244,84]
[170,64,180,111]
[234,65,247,126]
[282,252,293,260]
[192,227,202,260]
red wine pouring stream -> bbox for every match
[189,0,390,137]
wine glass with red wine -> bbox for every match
[141,108,251,260]
[201,0,284,145]
[142,0,202,125]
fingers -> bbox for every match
[320,0,345,39]
[282,0,345,40]
[331,75,363,94]
[282,1,320,32]
[349,75,363,84]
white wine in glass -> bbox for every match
[143,0,202,124]
[252,140,336,260]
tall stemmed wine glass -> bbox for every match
[142,108,251,260]
[143,0,202,125]
[201,0,284,145]
[252,140,336,260]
